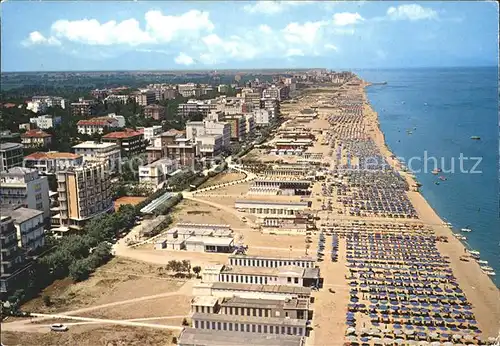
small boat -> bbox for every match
[470,136,480,140]
[485,271,496,276]
[424,102,428,106]
[439,176,447,181]
[461,227,472,233]
[454,234,467,240]
[477,260,488,265]
[445,222,452,226]
[480,265,494,271]
[468,250,480,259]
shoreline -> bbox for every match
[359,79,500,337]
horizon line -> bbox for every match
[1,65,498,74]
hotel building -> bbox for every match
[72,141,121,172]
[53,162,113,233]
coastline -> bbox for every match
[360,80,500,337]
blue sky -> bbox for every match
[1,1,498,71]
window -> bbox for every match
[223,322,227,330]
[263,325,268,333]
[252,325,256,333]
[294,277,299,284]
[235,323,239,331]
[257,325,262,333]
[287,277,292,283]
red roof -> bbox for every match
[21,129,52,138]
[77,117,116,126]
[25,151,81,160]
[102,128,143,139]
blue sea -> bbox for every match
[354,67,500,287]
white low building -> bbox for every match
[142,125,163,143]
[138,158,177,190]
[29,114,62,129]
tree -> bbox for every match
[69,258,92,282]
[182,318,189,326]
[192,266,202,278]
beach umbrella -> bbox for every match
[463,335,474,341]
[346,327,356,335]
[430,342,440,346]
[394,339,405,345]
[346,335,357,342]
[442,342,453,346]
[404,329,415,335]
[452,334,462,340]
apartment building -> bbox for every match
[242,89,262,109]
[144,104,166,120]
[186,120,231,149]
[244,113,255,137]
[27,96,66,113]
[138,158,177,190]
[164,138,199,167]
[72,141,121,172]
[23,152,83,175]
[21,129,52,149]
[77,117,120,135]
[0,216,32,297]
[145,129,183,163]
[0,167,50,219]
[54,162,113,232]
[102,128,147,158]
[106,113,126,127]
[196,134,224,158]
[71,97,96,117]
[178,99,217,119]
[222,115,247,142]
[5,206,45,252]
[178,83,202,98]
[142,125,163,143]
[29,114,62,129]
[260,98,279,119]
[253,109,271,126]
[0,143,24,172]
[105,94,130,104]
[133,90,156,106]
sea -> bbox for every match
[354,67,500,287]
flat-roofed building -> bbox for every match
[177,327,305,346]
[0,167,50,220]
[228,255,315,269]
[138,158,177,190]
[53,162,113,233]
[156,223,234,252]
[77,117,120,135]
[219,265,319,287]
[191,296,220,314]
[201,264,225,283]
[234,200,309,216]
[29,114,62,129]
[164,137,198,167]
[219,296,309,320]
[134,90,156,106]
[191,312,307,336]
[0,143,24,171]
[72,141,121,172]
[144,104,166,120]
[193,282,311,301]
[71,97,96,117]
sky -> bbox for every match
[1,1,498,71]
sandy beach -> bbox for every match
[361,81,500,338]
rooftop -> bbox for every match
[235,200,308,207]
[102,128,143,139]
[229,254,315,262]
[185,236,234,247]
[0,142,23,151]
[191,312,306,327]
[210,282,311,296]
[221,265,305,277]
[72,141,119,149]
[21,129,52,138]
[177,328,305,346]
[221,296,309,311]
[4,207,43,223]
[191,296,219,307]
[24,151,82,160]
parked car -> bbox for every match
[50,324,68,332]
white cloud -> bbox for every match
[282,21,327,46]
[22,31,61,47]
[243,1,311,15]
[258,24,272,34]
[174,52,194,66]
[324,43,338,51]
[332,12,365,26]
[386,4,438,21]
[285,48,305,57]
[28,10,214,47]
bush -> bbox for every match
[42,295,51,307]
[182,318,189,326]
[172,337,178,344]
